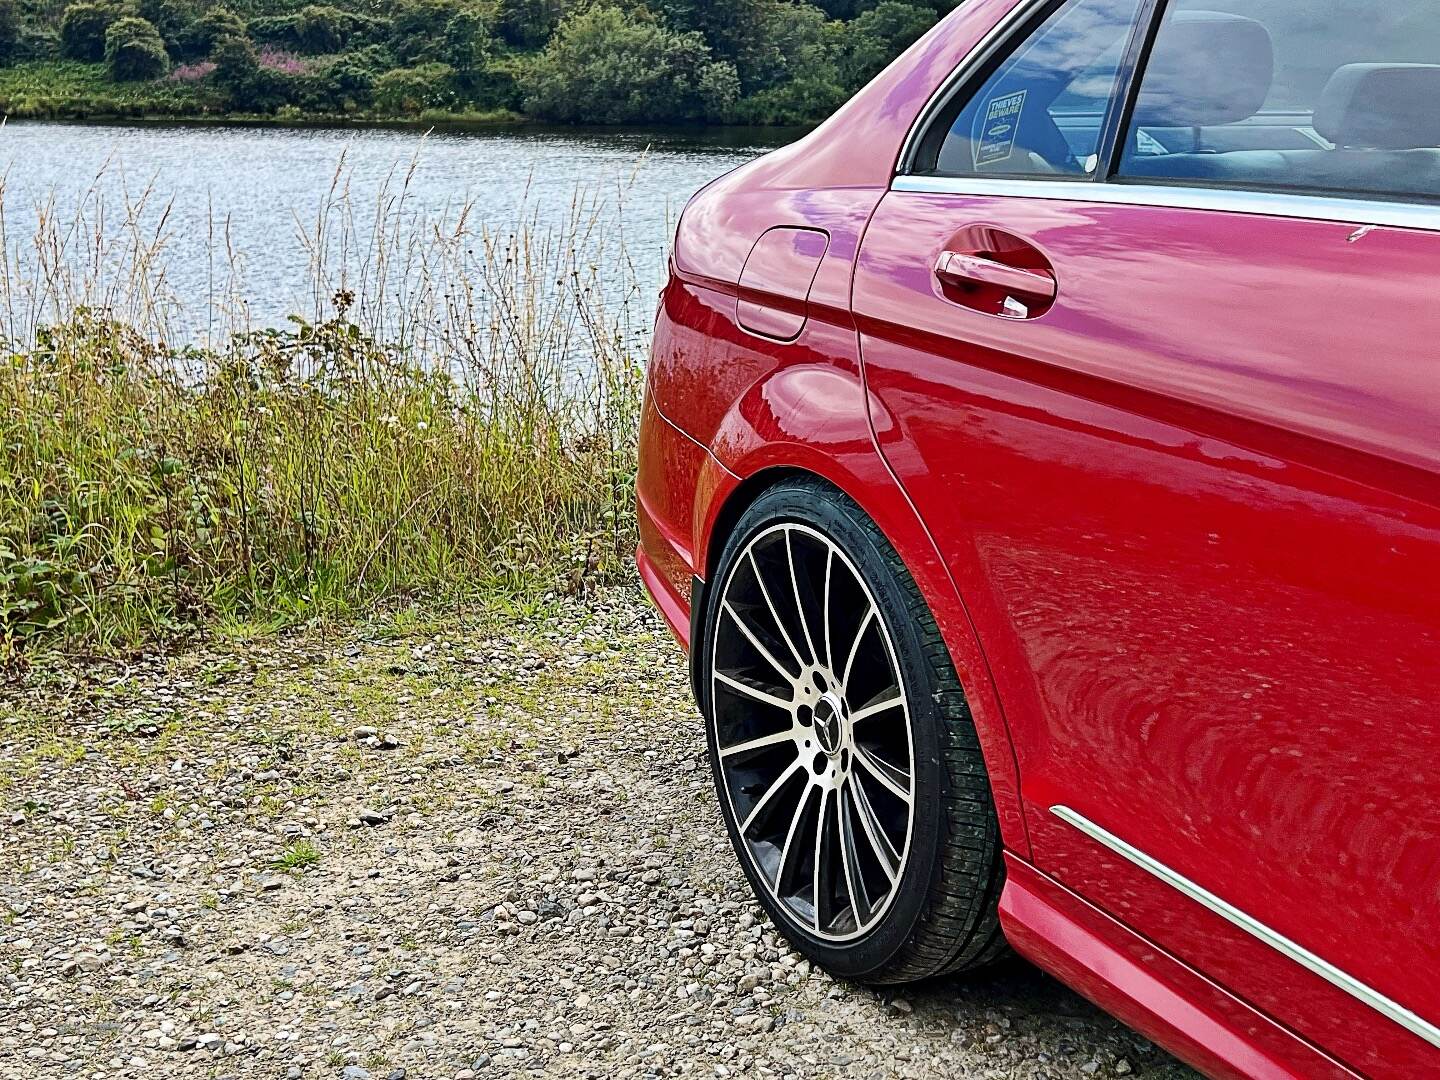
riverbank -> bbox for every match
[0,60,521,124]
[0,588,1193,1079]
[0,155,658,661]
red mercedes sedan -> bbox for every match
[635,1,1440,1076]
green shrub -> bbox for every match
[136,0,194,54]
[520,6,738,124]
[247,5,383,55]
[210,32,289,110]
[441,8,490,82]
[316,46,381,105]
[0,59,212,117]
[13,25,62,62]
[372,59,453,112]
[0,237,641,653]
[105,16,169,80]
[842,0,934,88]
[387,0,459,64]
[0,0,19,66]
[174,6,244,60]
[60,2,122,61]
[495,0,561,48]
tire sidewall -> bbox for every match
[701,481,950,980]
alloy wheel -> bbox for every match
[710,523,915,942]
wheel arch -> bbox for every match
[691,435,1032,860]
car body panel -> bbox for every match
[851,187,1440,1076]
[999,855,1360,1080]
[635,0,1440,1074]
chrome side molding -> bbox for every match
[1050,804,1440,1050]
[891,174,1440,233]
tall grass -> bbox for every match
[0,153,648,657]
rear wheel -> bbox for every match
[703,478,1007,982]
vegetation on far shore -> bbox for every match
[0,167,645,661]
[0,0,959,126]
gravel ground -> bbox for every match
[0,589,1197,1080]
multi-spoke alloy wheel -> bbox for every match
[712,523,913,942]
[703,479,1007,983]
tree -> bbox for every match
[0,0,19,65]
[137,0,194,54]
[733,9,849,124]
[174,6,244,60]
[519,5,736,123]
[295,5,346,52]
[105,15,169,79]
[441,8,493,93]
[843,1,935,89]
[495,0,562,48]
[321,46,383,105]
[60,2,122,61]
[655,0,806,92]
[211,32,290,110]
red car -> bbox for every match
[636,0,1440,1076]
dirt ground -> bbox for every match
[0,590,1196,1079]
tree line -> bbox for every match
[0,0,960,124]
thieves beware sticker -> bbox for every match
[974,89,1027,168]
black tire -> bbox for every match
[701,476,1008,984]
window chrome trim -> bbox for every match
[892,174,1440,231]
[896,0,1055,175]
[1051,805,1440,1050]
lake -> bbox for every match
[0,121,792,343]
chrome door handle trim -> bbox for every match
[936,251,1057,299]
[1051,804,1440,1049]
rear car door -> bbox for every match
[853,0,1440,1072]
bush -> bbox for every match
[0,0,19,66]
[246,7,380,54]
[136,0,194,54]
[174,6,244,60]
[732,7,849,123]
[843,0,934,88]
[60,2,121,61]
[105,16,169,80]
[0,195,642,653]
[441,8,490,82]
[211,32,290,110]
[495,0,561,48]
[387,0,459,64]
[520,6,737,124]
[373,60,454,113]
[316,46,383,106]
[13,25,62,62]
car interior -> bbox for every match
[925,1,1440,201]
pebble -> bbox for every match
[0,591,1189,1080]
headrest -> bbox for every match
[1133,11,1274,128]
[1314,64,1440,149]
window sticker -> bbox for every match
[974,89,1028,168]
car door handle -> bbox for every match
[935,251,1057,301]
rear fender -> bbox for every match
[695,362,1031,858]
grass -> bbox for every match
[274,838,321,870]
[0,61,217,120]
[0,152,648,660]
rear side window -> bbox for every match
[916,0,1147,179]
[1119,1,1440,200]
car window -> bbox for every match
[918,0,1147,179]
[1119,1,1440,201]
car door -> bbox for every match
[853,0,1440,1073]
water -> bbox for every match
[0,121,792,340]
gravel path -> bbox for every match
[0,590,1197,1080]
